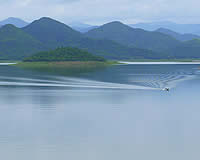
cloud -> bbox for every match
[0,0,200,24]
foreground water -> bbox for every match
[0,63,200,160]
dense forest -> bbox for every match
[23,47,106,62]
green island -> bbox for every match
[23,47,105,62]
[15,47,118,75]
[12,47,200,76]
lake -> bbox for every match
[0,63,199,160]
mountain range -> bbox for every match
[156,28,200,41]
[129,21,200,35]
[0,17,200,60]
[69,22,98,33]
[85,21,181,52]
[0,17,160,60]
[69,21,200,36]
[2,17,200,35]
[0,17,29,28]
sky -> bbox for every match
[0,0,200,25]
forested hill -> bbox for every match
[166,39,200,58]
[22,17,83,48]
[22,17,162,59]
[0,17,200,60]
[0,17,160,60]
[24,47,106,62]
[85,21,181,52]
[0,24,46,59]
[156,28,200,41]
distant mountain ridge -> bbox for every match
[73,26,99,33]
[0,17,29,28]
[130,21,200,35]
[69,22,99,33]
[0,17,200,60]
[156,28,200,41]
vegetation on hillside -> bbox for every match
[0,24,46,59]
[23,47,106,62]
[85,21,181,52]
[166,39,200,58]
[0,17,159,60]
[22,17,83,48]
[0,17,200,60]
[156,28,200,41]
[22,17,159,59]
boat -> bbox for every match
[164,87,170,91]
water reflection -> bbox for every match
[0,64,199,160]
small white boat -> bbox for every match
[163,87,170,91]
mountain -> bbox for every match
[0,17,29,28]
[130,21,179,31]
[69,37,166,59]
[24,47,105,62]
[0,17,159,60]
[22,17,160,60]
[69,22,98,33]
[23,17,83,48]
[85,21,181,52]
[166,39,200,58]
[156,28,200,41]
[130,21,200,35]
[2,17,200,60]
[0,24,46,60]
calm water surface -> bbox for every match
[0,63,200,160]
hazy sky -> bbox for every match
[0,0,199,24]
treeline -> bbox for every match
[23,47,106,62]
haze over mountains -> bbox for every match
[129,21,200,35]
[69,22,98,33]
[1,17,200,35]
[0,17,29,28]
[156,28,200,42]
[0,17,200,60]
[70,21,200,36]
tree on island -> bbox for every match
[24,47,106,62]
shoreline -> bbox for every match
[120,59,200,62]
[120,61,200,65]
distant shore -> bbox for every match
[121,59,200,62]
[120,61,200,65]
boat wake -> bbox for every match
[128,73,195,90]
[0,66,198,90]
[0,76,157,90]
